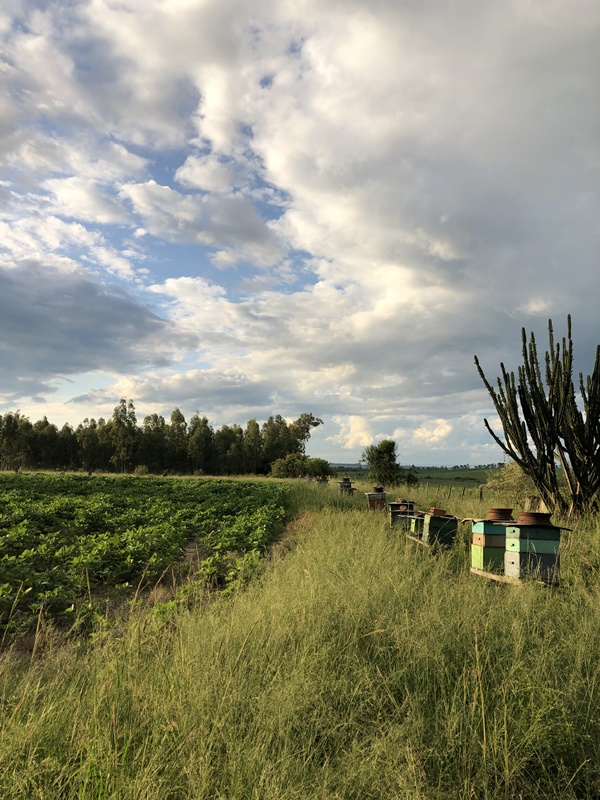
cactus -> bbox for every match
[475,316,600,516]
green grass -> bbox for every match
[1,481,599,798]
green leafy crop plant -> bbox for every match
[0,474,291,634]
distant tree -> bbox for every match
[270,453,309,478]
[289,413,324,453]
[109,399,139,473]
[57,424,79,470]
[261,415,295,471]
[166,408,188,472]
[361,440,403,487]
[213,424,245,474]
[243,419,263,473]
[76,418,103,473]
[31,417,60,469]
[139,414,167,473]
[305,457,334,478]
[95,418,113,472]
[188,414,215,474]
[0,411,33,471]
[261,413,323,473]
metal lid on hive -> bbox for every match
[429,507,446,517]
[486,508,513,521]
[516,511,554,527]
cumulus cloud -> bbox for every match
[0,260,196,408]
[122,181,283,266]
[0,0,598,463]
[413,419,453,445]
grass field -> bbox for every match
[1,477,599,798]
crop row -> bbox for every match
[0,474,290,632]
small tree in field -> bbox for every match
[475,316,600,516]
[361,440,403,487]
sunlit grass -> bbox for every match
[1,483,600,798]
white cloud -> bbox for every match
[413,419,453,445]
[329,415,374,450]
[44,176,128,225]
[176,155,236,193]
[0,0,598,464]
[122,180,283,265]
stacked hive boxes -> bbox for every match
[504,516,561,583]
[388,499,414,529]
[471,519,507,571]
[470,509,561,583]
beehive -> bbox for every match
[470,520,507,573]
[366,492,386,510]
[410,516,425,536]
[388,500,415,526]
[503,524,560,582]
[422,513,457,545]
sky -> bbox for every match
[1,0,599,466]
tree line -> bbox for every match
[0,400,327,477]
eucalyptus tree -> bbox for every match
[213,424,245,474]
[243,419,263,473]
[109,399,140,473]
[475,316,600,515]
[188,414,215,474]
[166,408,189,472]
[76,418,104,473]
[140,413,167,473]
[0,411,33,471]
[31,416,60,469]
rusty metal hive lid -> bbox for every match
[516,511,554,526]
[486,508,513,521]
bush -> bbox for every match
[485,461,535,505]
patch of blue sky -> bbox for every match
[134,240,222,287]
[61,371,116,400]
[120,142,198,187]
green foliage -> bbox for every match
[361,439,417,487]
[475,316,600,515]
[0,474,290,633]
[270,453,309,478]
[270,454,333,479]
[361,439,401,486]
[0,403,324,476]
[1,501,600,798]
[485,460,536,505]
[305,457,333,478]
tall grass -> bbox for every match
[1,483,600,798]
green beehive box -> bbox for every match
[422,514,457,545]
[471,544,505,572]
[472,520,510,535]
[390,512,412,529]
[410,516,424,536]
[504,551,560,583]
[505,537,560,555]
[505,525,561,541]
